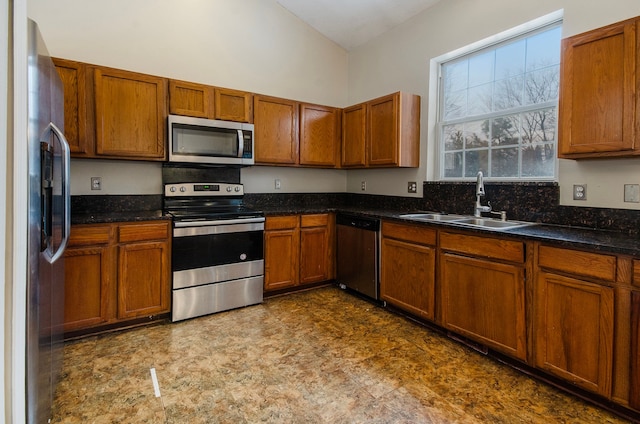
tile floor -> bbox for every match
[53,287,631,423]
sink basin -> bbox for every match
[453,217,534,230]
[399,213,467,222]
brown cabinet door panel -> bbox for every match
[299,103,340,167]
[441,253,527,360]
[94,67,167,159]
[169,80,214,119]
[117,241,170,319]
[215,88,253,123]
[53,58,90,155]
[381,237,436,321]
[368,93,398,166]
[300,226,330,284]
[342,103,367,167]
[534,272,614,396]
[559,19,636,156]
[264,227,300,290]
[254,95,299,165]
[629,291,640,409]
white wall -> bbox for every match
[27,0,350,195]
[347,0,640,208]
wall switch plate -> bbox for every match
[572,184,586,200]
[275,179,281,190]
[407,182,417,193]
[361,181,366,191]
[91,176,102,190]
[624,184,640,203]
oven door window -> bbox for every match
[172,230,263,271]
[172,124,239,158]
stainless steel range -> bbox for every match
[164,182,264,321]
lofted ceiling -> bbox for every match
[276,0,442,50]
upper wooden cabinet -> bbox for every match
[341,103,367,167]
[168,80,214,119]
[299,103,341,167]
[52,58,91,155]
[94,66,167,160]
[215,88,253,123]
[341,92,420,168]
[254,95,300,165]
[559,17,638,158]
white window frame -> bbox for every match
[431,10,564,182]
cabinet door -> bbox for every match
[342,103,367,167]
[631,291,640,409]
[53,58,90,155]
[299,214,333,284]
[254,95,299,165]
[94,67,167,160]
[368,93,399,166]
[534,272,614,396]
[381,237,436,321]
[63,245,114,332]
[559,19,636,157]
[441,253,527,361]
[215,88,253,123]
[264,228,300,291]
[169,79,214,119]
[117,240,170,319]
[299,103,340,167]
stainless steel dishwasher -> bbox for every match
[336,214,380,300]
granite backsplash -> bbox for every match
[72,181,640,234]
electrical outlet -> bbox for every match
[573,184,586,201]
[91,177,102,190]
[407,182,417,193]
[275,179,281,190]
[361,181,366,191]
[624,184,640,203]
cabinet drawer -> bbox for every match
[440,232,524,263]
[118,221,170,243]
[68,224,112,247]
[300,214,329,228]
[265,215,299,230]
[382,221,436,246]
[538,245,616,282]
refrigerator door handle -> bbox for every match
[45,122,70,264]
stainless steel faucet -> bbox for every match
[474,171,491,217]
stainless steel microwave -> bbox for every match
[168,115,254,166]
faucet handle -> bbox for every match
[489,209,507,221]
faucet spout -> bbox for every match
[474,171,491,217]
[476,171,485,197]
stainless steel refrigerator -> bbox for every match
[26,19,70,424]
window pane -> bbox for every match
[521,108,556,144]
[468,51,494,87]
[464,120,489,148]
[443,124,464,150]
[443,90,467,120]
[495,39,525,79]
[468,83,492,115]
[522,143,555,177]
[490,115,520,146]
[526,26,562,72]
[492,147,519,177]
[524,65,559,105]
[464,150,488,177]
[494,75,523,111]
[443,60,468,92]
[444,152,463,178]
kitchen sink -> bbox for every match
[452,217,534,230]
[400,213,535,230]
[399,213,467,221]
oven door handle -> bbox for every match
[173,217,265,228]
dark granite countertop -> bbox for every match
[262,206,640,257]
[71,210,170,225]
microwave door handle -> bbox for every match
[237,130,244,158]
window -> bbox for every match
[437,21,562,180]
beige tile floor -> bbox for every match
[53,287,631,423]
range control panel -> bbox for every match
[164,183,244,197]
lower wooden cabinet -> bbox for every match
[380,221,436,320]
[264,214,334,291]
[534,245,615,397]
[631,291,640,409]
[63,220,171,334]
[439,232,527,361]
